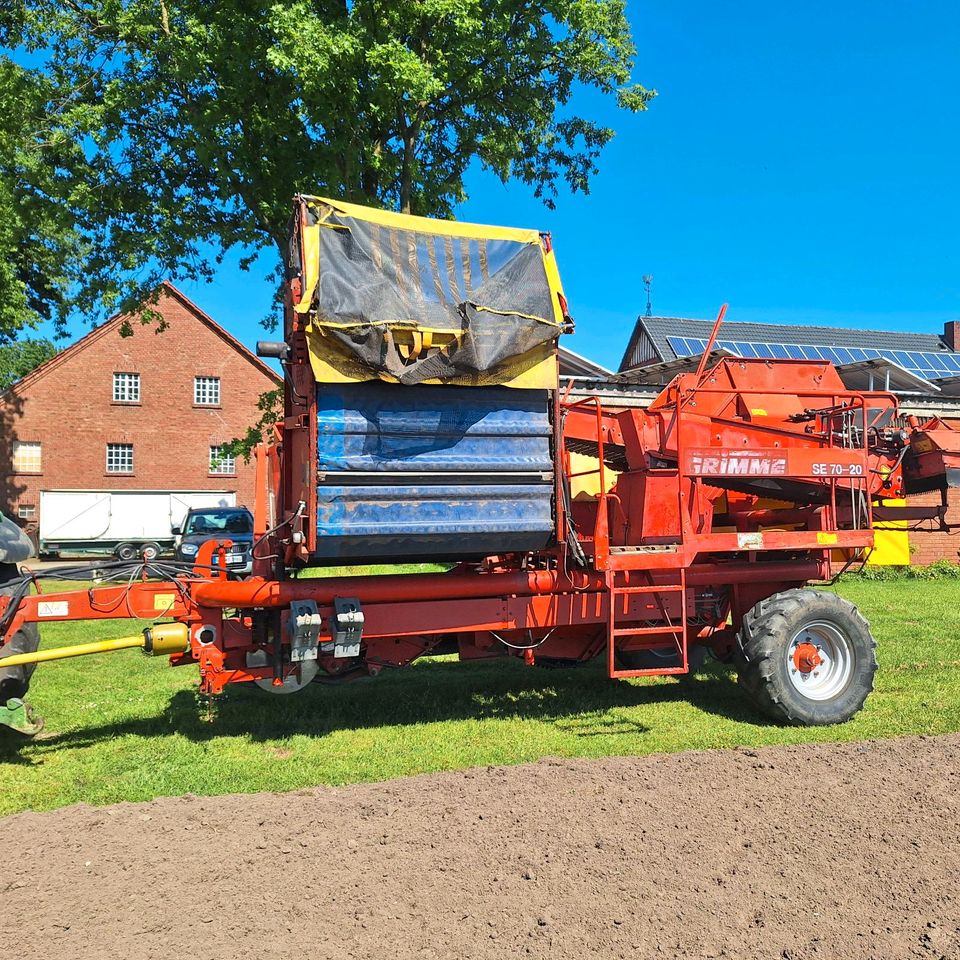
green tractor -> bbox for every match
[0,513,43,736]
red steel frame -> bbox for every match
[555,356,902,679]
[6,203,955,719]
[0,341,916,700]
[0,232,932,701]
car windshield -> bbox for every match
[184,511,252,535]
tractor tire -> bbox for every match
[0,564,40,702]
[736,588,877,726]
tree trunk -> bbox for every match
[400,129,413,214]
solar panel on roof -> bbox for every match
[666,335,960,381]
[943,354,960,372]
[921,353,948,371]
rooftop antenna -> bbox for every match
[642,275,653,317]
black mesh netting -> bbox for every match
[298,203,562,385]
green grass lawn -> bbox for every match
[2,577,959,814]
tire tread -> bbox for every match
[736,588,877,726]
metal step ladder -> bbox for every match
[606,569,688,678]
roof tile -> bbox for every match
[625,316,951,370]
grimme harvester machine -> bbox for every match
[2,197,958,735]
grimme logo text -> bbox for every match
[689,453,788,476]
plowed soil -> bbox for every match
[4,735,960,960]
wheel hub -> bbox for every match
[787,620,854,701]
[792,641,822,674]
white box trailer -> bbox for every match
[39,490,238,559]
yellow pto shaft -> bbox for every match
[0,623,189,669]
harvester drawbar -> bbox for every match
[2,197,958,732]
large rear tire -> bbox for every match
[0,564,40,702]
[736,588,877,726]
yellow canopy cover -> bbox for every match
[290,195,567,389]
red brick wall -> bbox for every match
[906,489,960,566]
[905,416,960,566]
[943,321,960,352]
[0,286,280,531]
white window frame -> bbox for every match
[209,445,236,476]
[194,376,221,406]
[12,441,42,473]
[112,372,141,403]
[106,443,134,474]
[17,504,36,521]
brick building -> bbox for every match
[0,282,281,534]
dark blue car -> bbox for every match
[173,506,254,575]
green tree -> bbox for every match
[5,0,653,328]
[0,338,56,390]
[0,57,84,340]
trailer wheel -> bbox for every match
[141,542,162,562]
[115,542,138,561]
[736,589,876,726]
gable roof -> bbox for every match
[559,345,614,379]
[3,281,282,396]
[620,315,952,371]
[158,282,282,384]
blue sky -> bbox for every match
[46,0,960,372]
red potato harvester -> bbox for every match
[2,196,958,734]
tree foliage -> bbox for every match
[0,58,84,341]
[2,0,653,333]
[0,338,57,390]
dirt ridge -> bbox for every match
[4,734,960,959]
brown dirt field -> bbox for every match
[4,735,960,960]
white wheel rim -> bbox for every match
[787,620,854,701]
